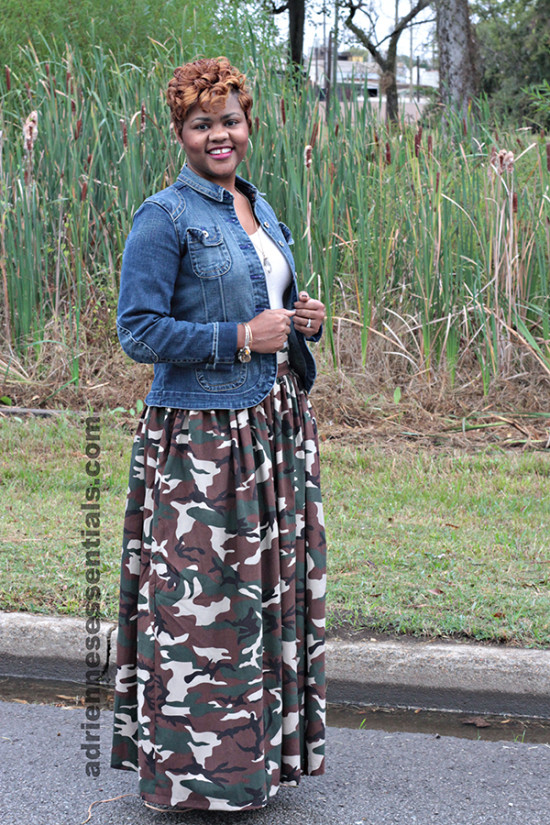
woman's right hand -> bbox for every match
[240,309,295,353]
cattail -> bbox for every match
[435,171,440,192]
[140,102,146,134]
[427,134,433,156]
[5,66,10,92]
[280,98,286,126]
[23,110,38,154]
[374,130,379,146]
[120,118,128,149]
[80,181,88,201]
[414,125,422,158]
[310,120,319,148]
[498,149,514,173]
[74,118,82,140]
[334,122,339,137]
[540,129,545,139]
[71,98,76,114]
[45,63,50,77]
[462,117,467,137]
[329,162,336,182]
[385,141,391,165]
[512,192,518,213]
[254,115,260,133]
[304,144,312,170]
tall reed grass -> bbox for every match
[1,43,549,394]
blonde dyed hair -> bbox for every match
[166,57,252,137]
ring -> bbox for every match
[306,318,312,329]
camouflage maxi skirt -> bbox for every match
[111,361,326,811]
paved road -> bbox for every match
[1,700,549,825]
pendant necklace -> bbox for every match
[254,221,272,276]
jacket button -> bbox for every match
[263,221,269,228]
[278,240,284,247]
[203,230,209,238]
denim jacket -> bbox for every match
[117,164,320,409]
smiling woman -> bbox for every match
[110,56,327,813]
[177,98,250,189]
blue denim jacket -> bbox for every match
[117,165,320,409]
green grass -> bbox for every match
[0,415,548,646]
[323,446,550,646]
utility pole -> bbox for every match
[332,0,339,109]
[410,0,414,101]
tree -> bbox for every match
[436,0,477,113]
[270,0,307,69]
[343,0,432,123]
[473,0,550,127]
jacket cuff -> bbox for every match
[214,321,239,365]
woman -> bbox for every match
[111,56,326,813]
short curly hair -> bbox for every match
[166,57,253,137]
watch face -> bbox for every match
[238,347,251,363]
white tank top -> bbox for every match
[249,226,292,309]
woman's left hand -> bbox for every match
[293,291,325,338]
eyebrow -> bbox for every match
[189,111,242,124]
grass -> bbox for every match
[1,42,550,400]
[0,413,548,647]
[323,446,550,646]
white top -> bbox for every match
[249,226,292,310]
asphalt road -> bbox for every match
[1,700,549,825]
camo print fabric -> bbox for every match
[111,363,326,811]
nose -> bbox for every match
[210,121,229,141]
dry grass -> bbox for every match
[1,307,550,450]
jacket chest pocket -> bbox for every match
[187,226,232,278]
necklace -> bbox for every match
[253,223,272,276]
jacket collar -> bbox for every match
[177,164,259,203]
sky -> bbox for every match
[276,1,436,61]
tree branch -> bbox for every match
[270,1,289,14]
[343,1,385,68]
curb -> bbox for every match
[1,611,549,718]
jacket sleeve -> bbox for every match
[116,201,238,366]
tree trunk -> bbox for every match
[288,0,305,69]
[437,0,477,113]
[381,69,399,124]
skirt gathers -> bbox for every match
[111,362,326,812]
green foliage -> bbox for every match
[0,0,277,76]
[1,42,549,394]
[473,0,550,127]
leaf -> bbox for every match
[462,716,491,728]
[428,588,445,595]
[493,611,506,618]
[393,386,402,404]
